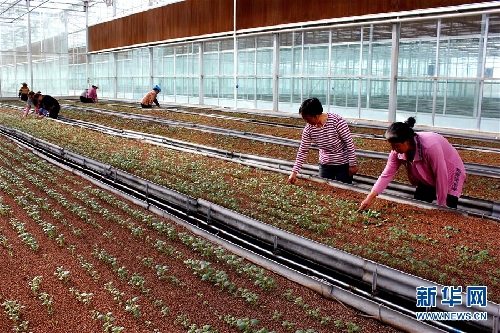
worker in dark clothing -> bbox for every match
[19,83,30,101]
[37,94,61,119]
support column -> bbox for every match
[26,0,33,90]
[149,47,154,91]
[254,37,257,108]
[367,24,374,109]
[300,32,304,102]
[199,42,204,105]
[85,0,90,89]
[476,14,489,130]
[431,19,441,126]
[233,0,238,109]
[357,26,364,118]
[388,22,400,123]
[327,29,332,113]
[272,33,279,111]
[113,52,117,99]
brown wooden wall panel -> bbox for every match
[235,0,487,30]
[88,0,490,52]
[396,0,487,11]
[88,0,234,52]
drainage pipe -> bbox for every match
[1,129,447,333]
[2,126,499,332]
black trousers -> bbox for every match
[43,105,60,119]
[318,163,353,184]
[414,183,458,208]
[80,96,94,103]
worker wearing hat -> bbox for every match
[19,82,30,101]
[141,85,161,108]
[88,84,99,103]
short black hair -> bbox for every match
[299,97,323,117]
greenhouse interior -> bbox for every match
[1,2,500,333]
[0,0,498,133]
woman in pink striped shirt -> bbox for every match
[287,97,358,185]
[359,117,466,210]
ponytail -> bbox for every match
[385,117,416,143]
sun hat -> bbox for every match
[92,85,99,89]
[153,85,161,93]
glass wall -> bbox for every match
[173,43,200,104]
[1,4,499,132]
[90,53,114,99]
[0,0,180,98]
[202,39,235,107]
[237,35,274,109]
[154,46,174,101]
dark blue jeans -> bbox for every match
[318,163,352,184]
[414,183,458,208]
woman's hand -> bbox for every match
[358,191,378,211]
[287,172,297,184]
[349,165,358,176]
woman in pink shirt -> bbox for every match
[359,117,466,210]
[87,85,99,103]
[287,97,358,185]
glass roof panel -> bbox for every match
[0,0,184,51]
